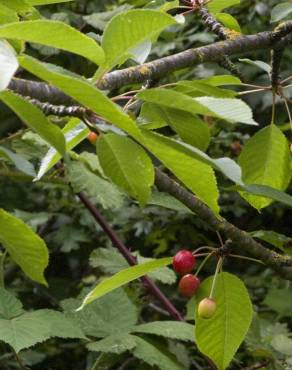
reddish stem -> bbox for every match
[77,191,184,321]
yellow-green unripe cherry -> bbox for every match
[198,298,216,319]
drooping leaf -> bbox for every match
[87,333,137,354]
[96,133,154,206]
[78,257,172,309]
[0,90,65,154]
[67,160,125,209]
[138,89,257,125]
[62,288,138,338]
[99,9,176,72]
[271,2,292,22]
[0,40,18,91]
[0,20,104,65]
[238,124,291,210]
[134,321,195,342]
[141,130,220,215]
[18,55,141,140]
[0,209,49,285]
[195,272,253,370]
[0,146,36,176]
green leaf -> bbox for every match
[100,9,176,72]
[133,337,185,370]
[238,124,291,210]
[138,89,257,125]
[90,247,128,274]
[36,119,89,181]
[90,247,176,285]
[200,75,241,86]
[0,40,18,91]
[0,90,65,154]
[195,272,253,370]
[0,20,104,65]
[240,184,292,209]
[0,4,19,25]
[148,191,192,213]
[67,160,125,209]
[215,13,241,32]
[0,0,32,12]
[263,288,292,317]
[27,0,73,4]
[207,0,240,14]
[0,288,24,319]
[96,133,154,206]
[0,308,85,353]
[134,321,195,342]
[19,55,141,140]
[195,97,257,125]
[0,209,49,285]
[142,105,210,151]
[271,2,292,22]
[87,333,137,354]
[271,335,292,355]
[62,288,138,338]
[78,257,172,309]
[176,80,237,98]
[239,58,271,74]
[0,146,36,176]
[249,230,292,255]
[141,130,220,215]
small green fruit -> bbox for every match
[198,298,216,319]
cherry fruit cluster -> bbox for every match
[173,249,216,319]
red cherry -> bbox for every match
[173,250,196,274]
[198,298,216,319]
[87,131,98,144]
[178,274,200,297]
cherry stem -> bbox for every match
[281,76,292,84]
[283,97,292,131]
[216,231,224,247]
[238,88,266,96]
[192,246,216,255]
[195,252,214,277]
[271,90,276,124]
[283,84,292,89]
[229,254,264,265]
[209,257,223,299]
[193,252,211,258]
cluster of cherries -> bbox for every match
[173,250,216,319]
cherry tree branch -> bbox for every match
[8,27,292,105]
[154,169,292,281]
